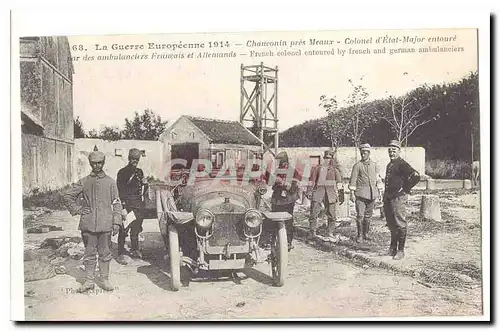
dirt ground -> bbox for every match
[21,189,484,320]
[294,190,483,288]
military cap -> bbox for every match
[276,151,289,161]
[323,149,335,159]
[359,143,371,151]
[88,151,105,162]
[388,140,402,149]
[128,148,142,159]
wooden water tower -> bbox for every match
[240,62,279,156]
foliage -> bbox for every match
[425,159,471,180]
[378,80,438,147]
[74,116,86,138]
[280,71,479,163]
[121,109,168,141]
[319,77,379,149]
[99,125,122,141]
[76,109,168,141]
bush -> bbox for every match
[425,159,472,179]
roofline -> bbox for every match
[236,121,266,146]
[159,115,212,142]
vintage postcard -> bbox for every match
[11,11,490,322]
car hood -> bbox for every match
[178,178,258,214]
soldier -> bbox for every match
[348,143,384,242]
[383,140,420,260]
[63,150,122,293]
[269,151,302,251]
[306,149,344,238]
[116,148,148,264]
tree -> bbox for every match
[98,125,121,141]
[74,116,86,138]
[87,129,99,139]
[319,95,350,148]
[121,109,168,140]
[344,77,376,148]
[320,76,378,160]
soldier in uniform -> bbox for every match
[63,150,123,293]
[269,151,302,251]
[383,140,420,260]
[116,148,148,264]
[348,143,384,242]
[306,149,344,238]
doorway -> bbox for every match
[171,143,199,169]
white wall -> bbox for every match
[264,146,426,179]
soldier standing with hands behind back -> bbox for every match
[63,150,123,293]
[116,148,148,264]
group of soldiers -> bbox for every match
[62,139,420,294]
[269,139,421,261]
[63,148,147,293]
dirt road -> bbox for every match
[24,230,482,320]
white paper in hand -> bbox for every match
[123,210,136,229]
[111,233,119,244]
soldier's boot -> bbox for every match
[393,228,407,260]
[326,220,335,237]
[97,260,115,291]
[77,261,96,293]
[387,231,398,256]
[116,254,128,265]
[362,219,372,241]
[355,219,363,242]
[130,236,143,259]
[307,219,318,241]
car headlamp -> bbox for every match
[244,209,263,228]
[196,209,214,228]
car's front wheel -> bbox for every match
[271,221,288,287]
[168,224,182,291]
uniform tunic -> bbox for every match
[349,159,383,225]
[63,171,123,233]
[383,157,420,230]
[116,164,147,251]
[307,163,342,223]
[63,171,122,262]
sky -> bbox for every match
[68,28,478,133]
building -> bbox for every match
[160,115,263,174]
[20,36,75,194]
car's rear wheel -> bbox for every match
[168,224,182,291]
[271,221,288,287]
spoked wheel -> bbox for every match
[270,221,288,287]
[168,224,182,291]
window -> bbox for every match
[189,131,195,139]
[211,151,225,169]
[171,131,177,140]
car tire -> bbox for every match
[168,224,182,291]
[271,221,288,287]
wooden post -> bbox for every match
[463,179,472,190]
[420,194,442,222]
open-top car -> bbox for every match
[146,174,292,291]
